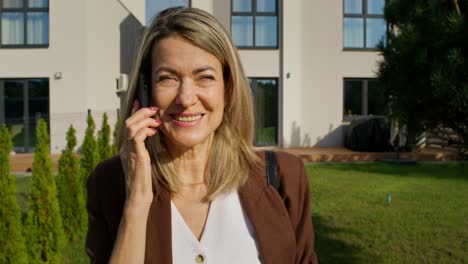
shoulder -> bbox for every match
[87,156,124,187]
[272,151,310,209]
[274,151,305,171]
[274,150,307,186]
[86,156,126,208]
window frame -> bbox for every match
[342,0,386,51]
[231,0,279,50]
[343,78,387,122]
[0,0,49,49]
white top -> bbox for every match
[171,191,262,264]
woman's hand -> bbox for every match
[120,100,161,211]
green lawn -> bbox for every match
[307,163,468,264]
[14,163,467,263]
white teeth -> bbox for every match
[175,114,202,122]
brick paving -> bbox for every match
[9,147,459,173]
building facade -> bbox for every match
[0,0,385,153]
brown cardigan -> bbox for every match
[85,151,318,264]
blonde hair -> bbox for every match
[119,7,261,200]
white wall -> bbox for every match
[121,0,382,148]
[0,0,131,153]
[282,0,382,147]
[119,0,145,25]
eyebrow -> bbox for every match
[153,65,216,76]
[192,66,216,75]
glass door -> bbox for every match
[3,80,25,150]
[0,78,49,152]
[249,78,278,146]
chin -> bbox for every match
[163,131,214,150]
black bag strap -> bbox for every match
[265,151,279,191]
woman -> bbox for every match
[86,7,318,264]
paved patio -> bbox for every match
[9,147,459,173]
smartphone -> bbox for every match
[137,73,149,108]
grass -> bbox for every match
[307,163,468,264]
[14,163,467,263]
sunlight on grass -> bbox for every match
[307,163,468,264]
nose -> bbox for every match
[175,79,197,108]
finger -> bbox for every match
[125,107,159,128]
[126,118,161,140]
[132,127,158,156]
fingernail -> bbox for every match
[133,99,139,108]
[154,118,162,124]
[149,106,158,111]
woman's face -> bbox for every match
[150,36,225,150]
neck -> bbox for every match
[165,135,214,185]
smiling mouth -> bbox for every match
[172,114,204,122]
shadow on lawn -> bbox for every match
[318,163,468,180]
[313,214,377,264]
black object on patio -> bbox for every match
[346,116,391,152]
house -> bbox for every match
[0,0,385,153]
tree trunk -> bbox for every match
[454,0,461,15]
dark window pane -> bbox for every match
[1,13,25,45]
[367,0,385,15]
[3,0,23,8]
[29,0,48,8]
[344,0,362,14]
[4,80,25,150]
[232,16,253,46]
[233,0,252,12]
[253,79,278,145]
[255,16,277,47]
[257,0,276,12]
[344,18,364,48]
[28,79,49,148]
[344,80,363,116]
[366,18,386,48]
[367,80,386,115]
[27,12,49,45]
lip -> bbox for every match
[170,113,204,128]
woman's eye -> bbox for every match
[158,75,175,82]
[200,75,215,81]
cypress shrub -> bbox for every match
[0,124,28,264]
[56,125,86,241]
[80,114,98,189]
[97,112,112,161]
[25,119,65,263]
[112,114,122,155]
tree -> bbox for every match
[378,0,468,157]
[97,112,112,161]
[80,114,98,189]
[0,125,28,264]
[56,125,86,242]
[25,119,65,263]
[112,114,122,156]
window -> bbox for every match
[343,0,386,49]
[145,0,190,25]
[0,78,49,152]
[343,78,387,120]
[249,78,278,146]
[231,0,278,49]
[0,0,49,48]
